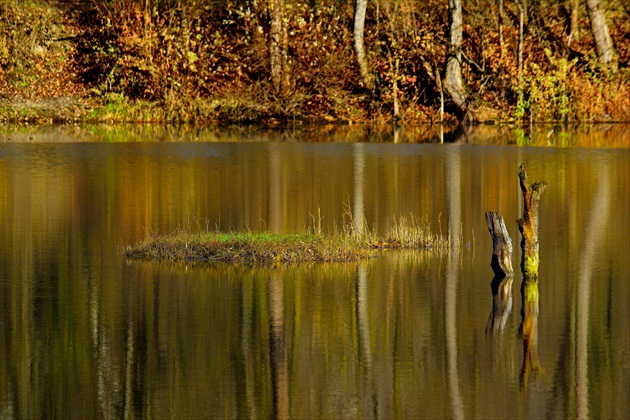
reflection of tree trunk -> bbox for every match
[89,282,109,417]
[241,279,257,418]
[268,144,283,233]
[356,263,375,417]
[123,312,135,420]
[445,254,464,419]
[357,264,371,367]
[91,276,124,418]
[577,166,611,419]
[486,276,513,335]
[444,0,468,117]
[445,145,463,419]
[585,0,618,72]
[566,159,579,416]
[354,0,374,91]
[446,146,461,248]
[268,272,289,419]
[353,143,366,236]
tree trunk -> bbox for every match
[517,164,547,279]
[585,0,618,72]
[517,0,525,80]
[568,0,580,46]
[513,0,530,82]
[444,0,467,116]
[393,58,400,119]
[354,0,374,91]
[498,0,504,56]
[270,0,290,95]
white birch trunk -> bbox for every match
[354,0,374,91]
[585,0,618,71]
[444,0,467,115]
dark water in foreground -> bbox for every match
[0,127,628,418]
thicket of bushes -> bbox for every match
[0,0,628,123]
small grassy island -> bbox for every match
[125,216,452,263]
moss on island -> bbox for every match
[125,216,452,264]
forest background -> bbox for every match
[0,0,628,125]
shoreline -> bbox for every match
[2,96,628,127]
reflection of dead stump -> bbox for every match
[517,164,547,278]
[486,275,513,335]
[519,279,540,388]
[485,211,513,278]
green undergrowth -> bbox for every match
[125,215,453,264]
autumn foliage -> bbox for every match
[0,0,628,123]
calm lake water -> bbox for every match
[0,125,629,419]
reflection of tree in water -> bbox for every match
[576,164,610,419]
[445,145,464,419]
[268,272,289,419]
[268,143,283,234]
[519,278,540,389]
[356,263,376,418]
[486,275,513,335]
[445,252,464,420]
[353,143,366,236]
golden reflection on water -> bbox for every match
[0,135,628,418]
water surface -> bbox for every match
[0,127,628,418]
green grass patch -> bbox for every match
[125,215,452,264]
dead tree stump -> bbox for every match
[517,164,547,278]
[485,211,514,278]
